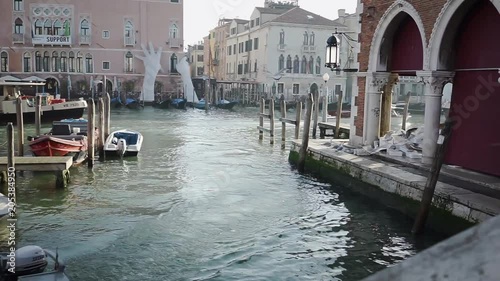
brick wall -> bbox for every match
[356,0,448,137]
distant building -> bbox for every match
[187,43,204,77]
[0,0,184,97]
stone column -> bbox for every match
[417,71,455,164]
[365,72,390,145]
[380,74,399,136]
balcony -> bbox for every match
[80,35,91,45]
[124,37,135,46]
[309,45,316,52]
[302,45,309,52]
[277,44,286,51]
[167,38,180,48]
[13,33,24,44]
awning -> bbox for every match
[22,76,46,82]
[0,75,22,82]
[0,81,46,86]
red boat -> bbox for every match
[29,135,88,165]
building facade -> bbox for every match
[0,0,184,97]
[219,2,358,102]
[353,0,500,176]
[187,43,204,78]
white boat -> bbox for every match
[0,246,70,281]
[104,129,143,157]
[0,93,87,125]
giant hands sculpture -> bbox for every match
[136,43,163,102]
[176,56,199,103]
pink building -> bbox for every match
[0,0,184,97]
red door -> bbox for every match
[445,0,500,176]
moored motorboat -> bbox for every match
[171,98,187,109]
[0,246,70,281]
[104,129,143,157]
[216,99,238,110]
[29,135,88,165]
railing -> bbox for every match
[13,33,24,43]
[168,38,180,48]
[124,37,135,46]
[302,45,309,52]
[80,35,91,45]
[309,45,316,52]
[277,44,286,51]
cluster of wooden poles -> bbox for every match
[86,93,111,168]
[258,93,345,172]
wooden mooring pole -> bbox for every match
[295,101,302,139]
[312,92,319,139]
[298,93,313,173]
[412,118,454,234]
[322,96,328,122]
[335,91,344,139]
[259,99,264,141]
[2,123,15,183]
[15,97,24,156]
[104,92,111,140]
[35,95,42,136]
[281,99,286,148]
[87,99,95,168]
[401,92,411,131]
[98,98,105,159]
[269,99,275,145]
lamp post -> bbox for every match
[325,35,340,71]
[323,72,330,102]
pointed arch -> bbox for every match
[315,56,321,74]
[170,53,178,72]
[278,54,284,71]
[169,23,178,39]
[286,55,292,72]
[23,52,31,72]
[43,19,53,35]
[308,56,314,74]
[300,55,307,74]
[293,55,299,73]
[35,51,42,72]
[14,18,24,34]
[0,51,8,72]
[34,19,43,35]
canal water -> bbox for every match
[0,107,446,281]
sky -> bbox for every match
[183,0,358,46]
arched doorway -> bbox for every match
[437,0,500,176]
[106,79,113,94]
[45,77,59,95]
[367,7,425,140]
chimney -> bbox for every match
[338,9,346,18]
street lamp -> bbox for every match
[323,72,330,103]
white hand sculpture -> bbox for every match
[136,42,163,102]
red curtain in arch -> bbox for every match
[389,16,424,74]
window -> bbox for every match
[85,53,93,73]
[286,55,292,73]
[293,56,299,73]
[52,51,60,72]
[310,32,315,46]
[44,19,53,35]
[76,52,83,72]
[254,59,257,72]
[60,51,67,72]
[231,27,236,35]
[170,0,179,2]
[170,54,177,73]
[278,83,284,94]
[169,24,178,39]
[253,38,259,50]
[293,84,299,95]
[68,51,75,72]
[197,67,203,76]
[250,20,254,28]
[42,51,50,72]
[308,56,314,74]
[14,0,23,11]
[303,31,308,45]
[14,18,23,34]
[23,52,31,72]
[278,54,284,71]
[237,64,242,74]
[53,20,62,36]
[279,29,285,45]
[197,54,203,62]
[125,51,133,72]
[80,19,90,35]
[35,51,41,72]
[102,30,110,39]
[316,57,321,74]
[34,20,42,35]
[63,20,70,36]
[1,52,8,72]
[124,21,134,45]
[102,61,110,70]
[301,56,307,74]
[256,18,260,26]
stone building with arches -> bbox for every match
[0,0,184,98]
[353,0,500,176]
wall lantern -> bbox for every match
[325,35,340,70]
[325,29,359,73]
